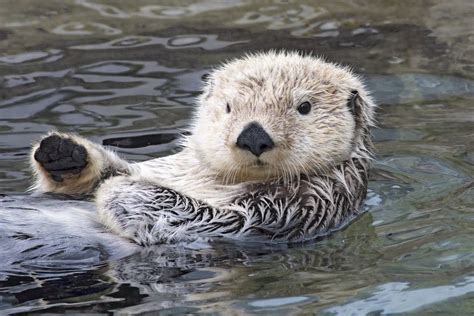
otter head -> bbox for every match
[190,51,375,183]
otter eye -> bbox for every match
[226,103,231,113]
[297,101,311,115]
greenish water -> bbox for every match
[0,1,473,314]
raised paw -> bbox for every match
[34,134,88,182]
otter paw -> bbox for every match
[34,135,88,182]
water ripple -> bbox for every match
[70,34,247,50]
[0,49,63,65]
[324,276,474,315]
[51,22,122,36]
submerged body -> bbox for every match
[24,51,375,245]
[0,195,137,269]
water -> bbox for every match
[0,1,473,314]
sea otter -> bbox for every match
[30,51,375,245]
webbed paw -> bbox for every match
[34,134,88,182]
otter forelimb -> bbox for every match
[30,132,130,196]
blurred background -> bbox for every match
[0,1,473,314]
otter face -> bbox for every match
[190,52,374,183]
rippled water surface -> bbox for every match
[0,1,473,314]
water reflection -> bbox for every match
[52,22,122,36]
[235,4,327,32]
[0,49,63,64]
[71,34,246,50]
[75,0,246,19]
[324,277,474,315]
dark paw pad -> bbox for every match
[34,135,88,182]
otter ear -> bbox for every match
[347,90,360,116]
[347,89,366,134]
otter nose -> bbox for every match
[236,122,274,157]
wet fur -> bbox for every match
[30,51,376,245]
